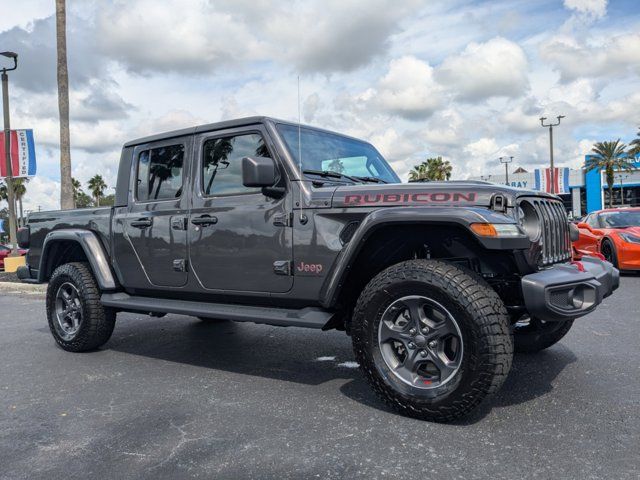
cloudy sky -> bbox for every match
[1,0,639,211]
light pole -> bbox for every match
[1,51,19,256]
[500,156,513,185]
[540,115,565,194]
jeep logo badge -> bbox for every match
[296,261,323,275]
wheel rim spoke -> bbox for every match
[403,297,428,328]
[54,282,83,339]
[430,319,457,338]
[378,295,463,390]
[378,319,405,343]
[427,349,458,379]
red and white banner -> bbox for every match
[0,129,37,178]
[534,167,570,194]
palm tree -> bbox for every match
[0,179,28,226]
[409,157,452,182]
[56,0,74,210]
[585,140,636,208]
[629,127,640,159]
[87,174,107,207]
[409,163,428,181]
[12,178,28,226]
[432,157,453,181]
[71,177,81,207]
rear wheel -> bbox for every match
[351,259,513,422]
[513,316,573,353]
[601,239,618,268]
[46,262,116,352]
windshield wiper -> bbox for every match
[302,169,363,184]
[354,175,388,184]
[303,170,387,184]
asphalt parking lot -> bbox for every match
[1,276,639,480]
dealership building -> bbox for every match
[469,156,640,217]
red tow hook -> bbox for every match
[590,252,606,261]
[570,260,585,272]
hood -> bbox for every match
[330,181,557,209]
[610,226,640,236]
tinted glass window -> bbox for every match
[202,133,270,196]
[587,214,600,228]
[276,124,400,184]
[136,144,184,201]
[600,210,640,227]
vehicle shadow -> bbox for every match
[107,314,361,386]
[105,314,577,424]
[339,345,578,424]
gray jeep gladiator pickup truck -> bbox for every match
[17,116,619,421]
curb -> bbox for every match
[0,282,47,295]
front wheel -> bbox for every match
[600,239,618,268]
[46,262,116,352]
[513,317,573,353]
[351,259,513,422]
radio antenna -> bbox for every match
[297,76,306,224]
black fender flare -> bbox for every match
[318,206,530,308]
[38,229,117,290]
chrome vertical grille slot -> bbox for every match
[520,198,572,266]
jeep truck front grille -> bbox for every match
[530,198,572,266]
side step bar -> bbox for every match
[101,292,335,329]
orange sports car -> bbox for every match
[573,207,640,271]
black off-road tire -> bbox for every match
[352,259,513,422]
[46,262,116,352]
[513,318,574,353]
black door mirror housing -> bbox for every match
[242,156,277,187]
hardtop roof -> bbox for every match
[123,116,276,147]
[122,115,371,148]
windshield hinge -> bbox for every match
[274,212,293,227]
[491,194,507,213]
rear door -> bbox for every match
[121,136,192,288]
[188,127,293,293]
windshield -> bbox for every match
[276,124,400,183]
[599,210,640,227]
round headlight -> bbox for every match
[517,201,541,241]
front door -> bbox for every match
[122,137,191,288]
[188,128,293,293]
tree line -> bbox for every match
[73,174,112,207]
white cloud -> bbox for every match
[95,0,418,75]
[20,176,61,213]
[372,56,444,120]
[460,138,503,177]
[540,32,640,83]
[96,0,264,75]
[434,37,529,102]
[563,0,608,19]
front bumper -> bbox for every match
[521,256,619,322]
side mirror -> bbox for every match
[576,222,591,231]
[242,156,276,187]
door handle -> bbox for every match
[191,215,218,227]
[130,218,153,229]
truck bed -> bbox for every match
[25,207,113,272]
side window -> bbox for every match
[136,144,184,201]
[202,133,271,196]
[587,214,599,228]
